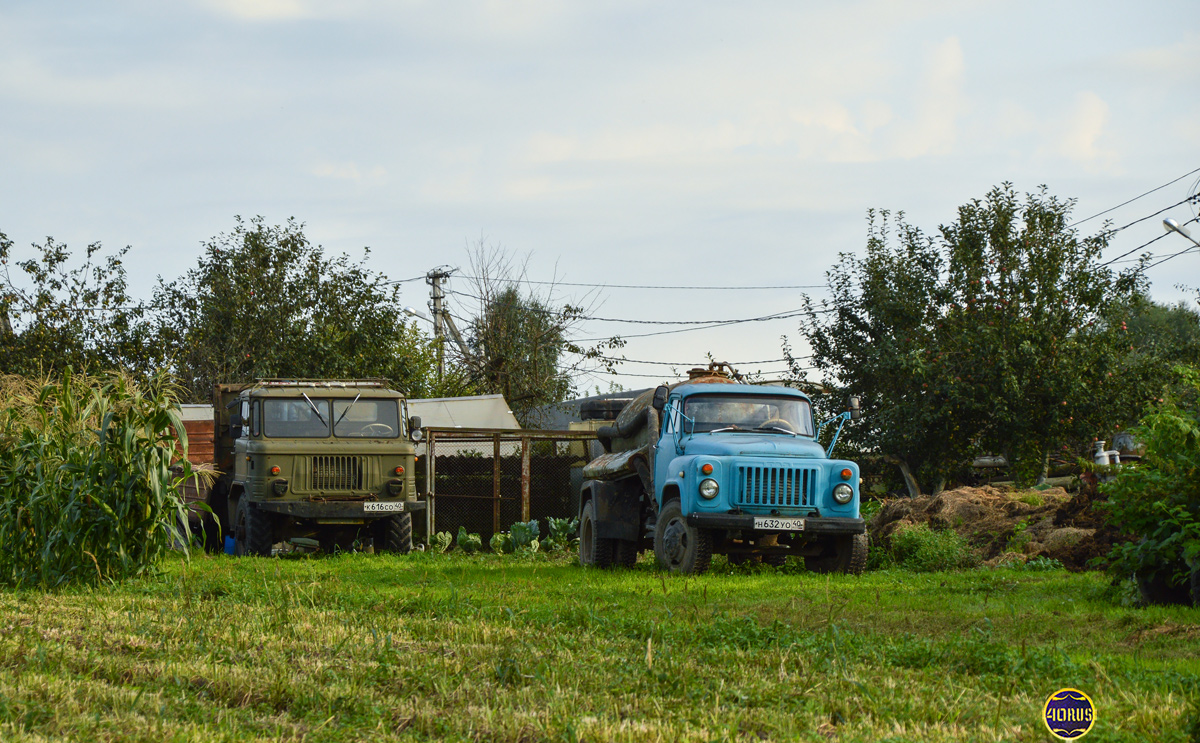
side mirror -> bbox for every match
[847,396,862,421]
[409,415,423,442]
[229,412,243,439]
[651,385,669,412]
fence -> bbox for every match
[422,428,600,547]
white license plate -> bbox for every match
[753,516,805,531]
[364,501,405,513]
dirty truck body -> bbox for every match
[206,380,425,556]
[578,373,866,574]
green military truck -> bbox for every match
[204,379,426,556]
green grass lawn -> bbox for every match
[1,552,1198,742]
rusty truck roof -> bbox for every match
[220,380,406,400]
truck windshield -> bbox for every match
[681,394,815,436]
[263,399,331,438]
[332,399,401,438]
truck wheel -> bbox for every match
[375,514,413,554]
[579,499,615,567]
[807,533,868,575]
[202,480,229,554]
[234,498,274,557]
[654,500,712,575]
[615,540,639,568]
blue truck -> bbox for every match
[578,365,866,574]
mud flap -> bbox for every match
[585,478,642,542]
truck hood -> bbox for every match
[680,434,827,458]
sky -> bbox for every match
[2,0,1199,394]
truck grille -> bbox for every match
[309,456,365,491]
[735,465,816,508]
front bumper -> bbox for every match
[257,500,427,519]
[686,513,864,535]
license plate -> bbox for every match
[753,516,805,531]
[364,501,405,513]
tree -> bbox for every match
[791,184,1146,493]
[454,244,622,426]
[0,231,154,377]
[152,217,462,402]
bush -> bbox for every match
[0,371,195,588]
[1102,367,1200,605]
[886,524,979,572]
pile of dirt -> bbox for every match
[868,484,1126,571]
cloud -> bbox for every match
[313,161,388,184]
[197,0,315,20]
[1055,91,1115,168]
[890,36,965,158]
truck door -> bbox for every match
[653,395,682,503]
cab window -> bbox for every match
[263,399,332,438]
[332,399,401,438]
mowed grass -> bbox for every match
[1,552,1198,742]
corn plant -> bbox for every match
[0,370,198,588]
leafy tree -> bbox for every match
[1103,366,1200,606]
[153,217,463,402]
[0,231,154,377]
[1124,298,1200,365]
[454,244,622,426]
[791,184,1146,493]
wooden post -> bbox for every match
[520,436,531,522]
[426,430,436,544]
[493,433,502,534]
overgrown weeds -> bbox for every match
[872,523,980,572]
[0,370,197,588]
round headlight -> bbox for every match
[699,478,720,499]
[832,483,854,504]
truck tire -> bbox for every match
[579,499,615,567]
[202,480,229,554]
[615,540,639,568]
[654,500,712,575]
[234,497,274,557]
[375,514,413,554]
[807,533,867,575]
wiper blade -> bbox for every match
[302,393,327,425]
[755,424,799,436]
[334,392,361,427]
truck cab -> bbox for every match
[206,379,426,556]
[578,366,867,574]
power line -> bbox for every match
[446,287,830,330]
[1100,216,1200,268]
[1144,245,1200,270]
[573,306,832,342]
[1101,197,1193,237]
[1071,165,1200,227]
[613,367,807,379]
[1098,232,1173,267]
[599,355,802,366]
[454,273,825,291]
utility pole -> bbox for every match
[425,267,471,381]
[426,268,452,380]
